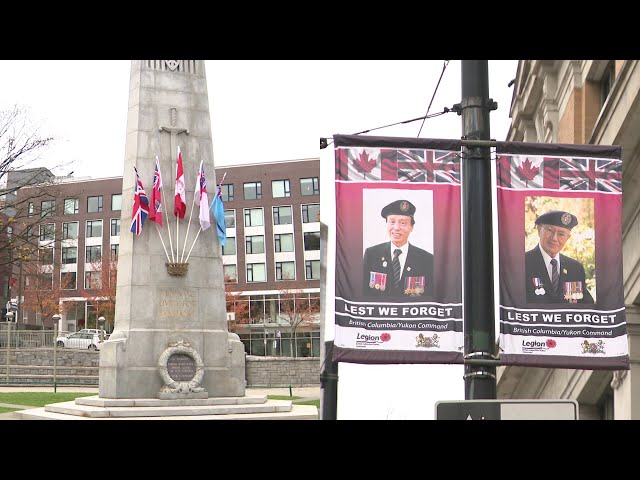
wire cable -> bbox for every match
[320,110,450,150]
[417,60,450,138]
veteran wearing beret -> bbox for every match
[525,210,594,304]
[362,199,434,301]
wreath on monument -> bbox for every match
[158,339,205,393]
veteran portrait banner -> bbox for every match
[496,141,629,370]
[333,134,464,364]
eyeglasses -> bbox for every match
[541,225,570,241]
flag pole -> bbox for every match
[186,171,226,262]
[151,155,171,262]
[184,227,203,263]
[181,161,200,263]
[175,147,181,263]
[155,224,171,262]
[156,156,176,263]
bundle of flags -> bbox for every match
[129,147,226,249]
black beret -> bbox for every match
[535,210,578,229]
[381,199,416,219]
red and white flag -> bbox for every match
[174,146,186,218]
[194,160,211,231]
[148,155,163,226]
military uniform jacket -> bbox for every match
[525,246,594,304]
[362,242,434,301]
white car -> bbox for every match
[77,329,108,339]
[55,332,103,351]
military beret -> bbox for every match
[535,210,578,229]
[381,199,416,219]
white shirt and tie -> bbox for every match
[538,244,560,291]
[391,243,409,284]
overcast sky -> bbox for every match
[0,59,519,419]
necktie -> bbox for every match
[550,258,559,293]
[392,249,402,287]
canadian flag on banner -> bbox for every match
[174,146,186,218]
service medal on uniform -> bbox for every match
[533,277,545,295]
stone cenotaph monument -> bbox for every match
[99,60,245,399]
[14,61,317,419]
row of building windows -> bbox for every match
[25,269,113,291]
[221,231,320,256]
[33,180,317,218]
[31,219,120,242]
[220,177,319,202]
[34,205,318,241]
[224,259,320,283]
[225,204,319,229]
[30,194,122,218]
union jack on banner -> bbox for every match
[335,147,460,184]
[559,157,622,192]
[497,154,622,192]
[386,149,460,183]
[130,166,149,235]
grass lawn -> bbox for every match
[0,407,20,414]
[0,392,96,407]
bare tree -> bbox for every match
[0,105,62,271]
[0,105,54,180]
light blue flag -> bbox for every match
[211,186,226,247]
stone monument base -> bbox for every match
[13,394,318,420]
[157,391,208,400]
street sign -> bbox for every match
[435,399,578,420]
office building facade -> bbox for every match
[499,60,640,419]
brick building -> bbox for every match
[4,158,320,357]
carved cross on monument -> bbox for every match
[159,107,190,160]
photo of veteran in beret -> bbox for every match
[525,209,594,304]
[362,198,434,301]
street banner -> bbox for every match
[496,141,629,370]
[333,134,464,364]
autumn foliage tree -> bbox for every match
[225,274,249,331]
[82,255,118,331]
[21,254,74,327]
[277,281,320,357]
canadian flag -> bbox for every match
[174,146,186,218]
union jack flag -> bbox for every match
[130,166,149,236]
[559,157,622,192]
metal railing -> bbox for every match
[1,324,100,389]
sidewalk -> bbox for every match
[0,385,320,420]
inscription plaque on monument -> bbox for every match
[166,354,197,381]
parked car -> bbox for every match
[55,332,103,351]
[78,329,108,339]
